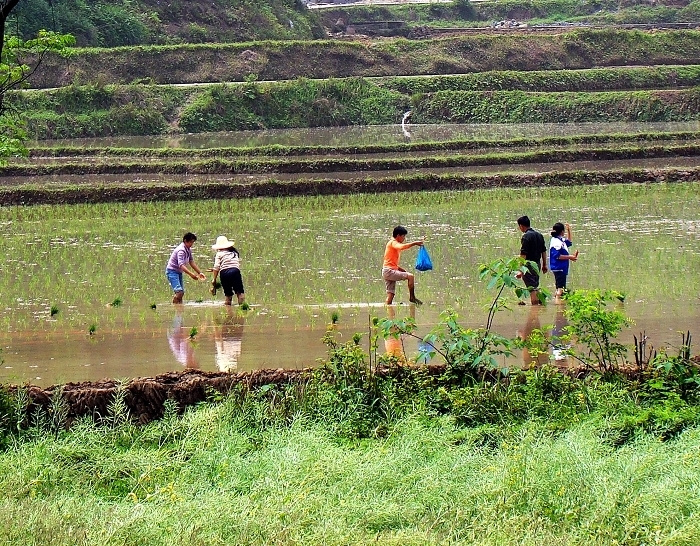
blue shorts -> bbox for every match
[166,269,184,293]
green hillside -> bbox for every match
[11,0,325,47]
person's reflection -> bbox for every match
[384,304,417,362]
[167,308,200,369]
[214,307,245,372]
[517,305,549,368]
[551,306,570,364]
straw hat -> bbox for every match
[212,235,234,250]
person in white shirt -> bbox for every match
[209,235,245,306]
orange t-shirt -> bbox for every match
[383,239,412,269]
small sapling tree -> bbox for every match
[1,1,74,161]
[563,289,631,376]
[379,257,543,379]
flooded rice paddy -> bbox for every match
[0,181,698,386]
[30,121,700,150]
[4,156,700,189]
[3,122,700,386]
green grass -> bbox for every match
[1,395,700,544]
[11,66,700,138]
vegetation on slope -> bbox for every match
[11,0,325,47]
[321,0,700,29]
[8,68,700,139]
[22,29,700,89]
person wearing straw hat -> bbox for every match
[165,232,206,304]
[210,235,245,306]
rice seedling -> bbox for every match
[88,323,97,335]
[0,181,696,384]
[50,305,59,317]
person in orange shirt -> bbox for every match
[382,225,424,305]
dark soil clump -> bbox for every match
[5,362,595,427]
[17,368,312,425]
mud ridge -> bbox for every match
[9,365,455,425]
[1,167,699,206]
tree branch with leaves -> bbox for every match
[1,1,74,161]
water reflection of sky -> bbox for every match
[1,299,697,386]
[31,121,700,149]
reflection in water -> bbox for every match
[167,309,200,369]
[214,308,245,372]
[384,304,418,362]
[551,306,571,364]
[31,121,700,149]
[517,305,549,367]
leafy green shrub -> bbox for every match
[601,395,700,447]
[444,365,590,427]
[639,332,700,402]
[13,0,323,46]
[563,289,631,376]
[187,23,208,44]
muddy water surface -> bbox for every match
[1,300,697,387]
[0,181,697,386]
[30,122,700,149]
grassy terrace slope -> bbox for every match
[318,0,700,29]
[6,28,700,204]
[9,67,700,139]
[26,29,700,88]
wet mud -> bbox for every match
[15,368,311,425]
[5,362,599,426]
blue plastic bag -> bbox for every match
[415,245,433,272]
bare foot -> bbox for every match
[409,298,423,305]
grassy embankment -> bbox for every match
[9,30,700,141]
[320,0,700,29]
[10,76,700,138]
[12,0,326,47]
[7,29,700,205]
[25,29,700,89]
[2,320,700,543]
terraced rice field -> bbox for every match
[2,29,699,386]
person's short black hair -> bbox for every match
[551,222,565,236]
[393,225,408,238]
[517,216,531,228]
[183,232,197,243]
